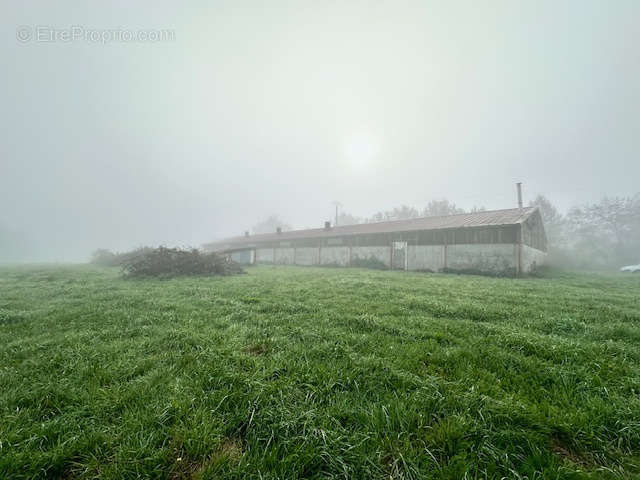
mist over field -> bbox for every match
[3,4,640,478]
[1,0,640,262]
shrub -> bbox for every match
[120,247,243,278]
[441,267,517,278]
[90,247,153,267]
[90,249,119,267]
[350,255,388,270]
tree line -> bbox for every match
[252,200,480,235]
[530,194,640,269]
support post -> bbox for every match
[443,244,447,271]
[516,225,522,276]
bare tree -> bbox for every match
[566,195,640,266]
[365,205,420,223]
[422,199,464,217]
[469,205,487,213]
[529,195,566,246]
[365,200,465,223]
[388,205,420,220]
[336,212,361,226]
[252,215,291,234]
[530,195,563,226]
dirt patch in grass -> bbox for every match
[380,452,411,480]
[169,438,244,479]
[169,457,202,480]
[212,438,244,463]
[422,360,449,379]
[551,437,591,467]
[244,342,269,355]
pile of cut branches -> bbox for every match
[92,247,243,278]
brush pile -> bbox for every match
[91,247,243,278]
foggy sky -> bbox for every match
[2,1,639,261]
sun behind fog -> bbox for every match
[343,132,380,171]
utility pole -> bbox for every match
[516,183,523,210]
[333,201,342,226]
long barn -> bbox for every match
[205,207,547,275]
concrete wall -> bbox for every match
[246,242,538,275]
[256,248,274,263]
[520,244,546,273]
[351,246,391,267]
[294,247,319,266]
[445,244,516,273]
[274,247,295,264]
[230,250,252,264]
[407,245,445,271]
[319,246,350,266]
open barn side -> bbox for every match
[206,208,548,275]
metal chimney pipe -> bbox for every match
[324,221,331,230]
[276,227,282,234]
[516,182,523,209]
[333,201,341,226]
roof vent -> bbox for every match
[324,221,331,230]
[276,227,282,234]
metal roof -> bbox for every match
[205,207,538,251]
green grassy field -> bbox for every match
[1,265,639,479]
